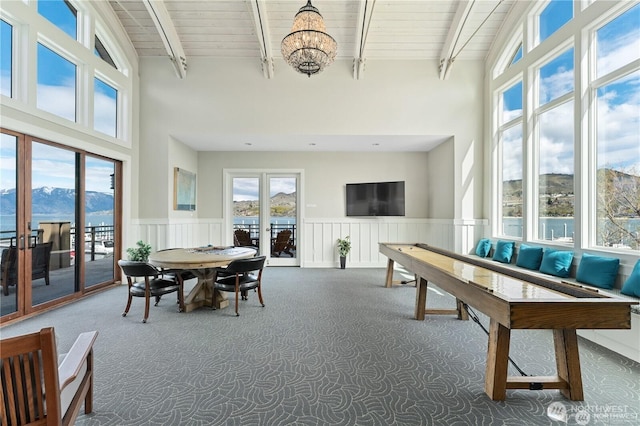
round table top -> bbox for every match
[148,246,257,269]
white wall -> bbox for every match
[135,56,487,263]
[137,57,485,216]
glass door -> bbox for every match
[229,172,300,266]
[266,175,298,266]
[232,177,261,250]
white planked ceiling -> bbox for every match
[108,0,516,151]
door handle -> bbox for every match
[18,234,25,250]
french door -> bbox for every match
[0,129,120,322]
[226,170,301,266]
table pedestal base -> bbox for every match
[183,273,229,312]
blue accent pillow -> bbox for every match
[515,244,544,270]
[492,240,515,264]
[576,253,620,289]
[539,249,574,278]
[475,239,491,257]
[621,260,640,298]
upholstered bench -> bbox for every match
[463,240,640,362]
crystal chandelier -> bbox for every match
[281,0,338,77]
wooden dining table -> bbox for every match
[148,246,257,312]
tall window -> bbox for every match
[37,43,76,122]
[536,48,574,242]
[499,81,523,238]
[1,20,11,97]
[492,2,639,253]
[594,5,640,250]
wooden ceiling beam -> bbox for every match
[438,0,473,80]
[353,0,376,80]
[247,0,274,79]
[142,0,187,79]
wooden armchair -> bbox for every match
[233,229,253,247]
[271,230,294,257]
[0,327,98,426]
[1,241,54,295]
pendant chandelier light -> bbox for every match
[281,0,338,77]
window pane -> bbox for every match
[233,178,260,247]
[502,81,522,124]
[0,133,18,316]
[510,43,523,66]
[538,101,574,242]
[539,0,573,43]
[37,43,76,122]
[596,71,640,250]
[38,0,77,40]
[501,125,523,238]
[596,4,640,79]
[539,48,574,106]
[1,20,11,97]
[94,78,117,137]
[31,141,77,306]
[95,35,117,69]
[85,156,115,287]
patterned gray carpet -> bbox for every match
[1,267,639,425]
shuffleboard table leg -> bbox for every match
[385,258,395,288]
[414,277,428,320]
[553,329,584,401]
[485,319,511,400]
[456,299,469,320]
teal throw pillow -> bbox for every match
[492,240,515,264]
[475,239,491,258]
[539,249,574,278]
[515,244,544,270]
[576,253,620,289]
[621,260,640,298]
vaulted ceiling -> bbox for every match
[109,0,515,80]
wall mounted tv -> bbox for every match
[346,181,405,216]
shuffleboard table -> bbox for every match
[379,242,637,401]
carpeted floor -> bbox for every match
[1,267,639,425]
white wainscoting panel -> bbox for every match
[130,217,487,267]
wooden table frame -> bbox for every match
[149,247,257,312]
[380,242,635,401]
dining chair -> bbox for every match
[213,255,266,316]
[118,260,184,323]
[0,327,98,426]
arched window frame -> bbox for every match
[489,0,640,255]
[0,0,133,146]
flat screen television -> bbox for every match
[346,181,405,216]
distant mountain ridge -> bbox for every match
[503,170,640,217]
[0,187,114,215]
[234,192,296,217]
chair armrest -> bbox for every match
[58,331,98,391]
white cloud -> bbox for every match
[94,89,117,137]
[539,101,575,175]
[36,83,75,122]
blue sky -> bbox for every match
[501,1,640,180]
[233,177,297,202]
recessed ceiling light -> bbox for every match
[244,143,252,146]
[309,143,316,146]
[372,143,380,146]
